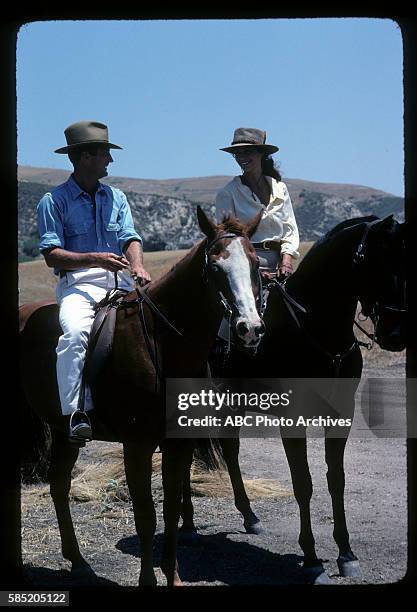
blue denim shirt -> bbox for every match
[37,175,142,274]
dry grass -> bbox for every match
[18,244,312,306]
[21,445,291,513]
[189,469,291,500]
[18,250,189,305]
[18,260,58,304]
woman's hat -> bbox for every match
[220,127,279,154]
[54,120,123,154]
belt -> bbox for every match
[252,241,281,251]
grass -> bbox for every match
[21,446,291,509]
[18,243,313,306]
[18,249,189,305]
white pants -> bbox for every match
[55,268,134,416]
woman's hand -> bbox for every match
[277,254,294,279]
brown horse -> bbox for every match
[19,206,264,587]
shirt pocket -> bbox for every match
[65,220,94,251]
[104,221,121,251]
[65,221,91,236]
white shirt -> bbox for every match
[215,176,300,258]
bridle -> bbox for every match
[108,232,264,385]
[204,232,264,354]
[265,217,406,376]
[353,217,406,348]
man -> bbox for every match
[37,120,151,445]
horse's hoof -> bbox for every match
[139,573,157,587]
[179,524,197,532]
[70,563,97,582]
[244,520,264,535]
[303,565,331,585]
[160,563,183,587]
[178,529,201,546]
[337,556,361,578]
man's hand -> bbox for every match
[93,252,130,272]
[131,264,152,287]
[122,240,151,287]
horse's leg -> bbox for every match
[160,440,193,586]
[48,429,94,577]
[220,436,262,534]
[123,442,157,586]
[325,434,361,577]
[179,450,198,535]
[281,434,330,585]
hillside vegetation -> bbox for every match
[18,165,404,262]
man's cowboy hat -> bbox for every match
[54,120,122,154]
[220,127,279,154]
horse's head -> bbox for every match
[356,215,406,351]
[197,206,265,349]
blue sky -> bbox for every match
[17,18,404,196]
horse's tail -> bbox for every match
[193,438,226,472]
[20,391,52,484]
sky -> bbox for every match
[16,18,404,196]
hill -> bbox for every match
[17,165,404,261]
[18,165,398,205]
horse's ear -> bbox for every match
[370,214,395,233]
[245,210,263,238]
[197,205,217,240]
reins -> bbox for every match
[266,217,401,376]
[119,231,257,386]
[133,285,183,337]
[352,216,406,347]
[270,278,360,377]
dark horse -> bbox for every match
[19,206,265,587]
[180,215,406,584]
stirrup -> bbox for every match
[69,411,93,442]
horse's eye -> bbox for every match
[211,264,220,273]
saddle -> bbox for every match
[19,291,134,406]
[20,284,182,415]
[83,289,131,387]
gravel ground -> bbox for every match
[21,360,408,588]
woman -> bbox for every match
[215,127,299,279]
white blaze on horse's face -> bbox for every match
[217,238,264,347]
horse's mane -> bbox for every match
[149,214,251,296]
[305,215,379,255]
[293,215,380,281]
[161,215,247,281]
[218,214,248,236]
[321,215,378,241]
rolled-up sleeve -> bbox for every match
[215,189,235,223]
[116,191,143,252]
[37,194,64,252]
[280,187,300,258]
